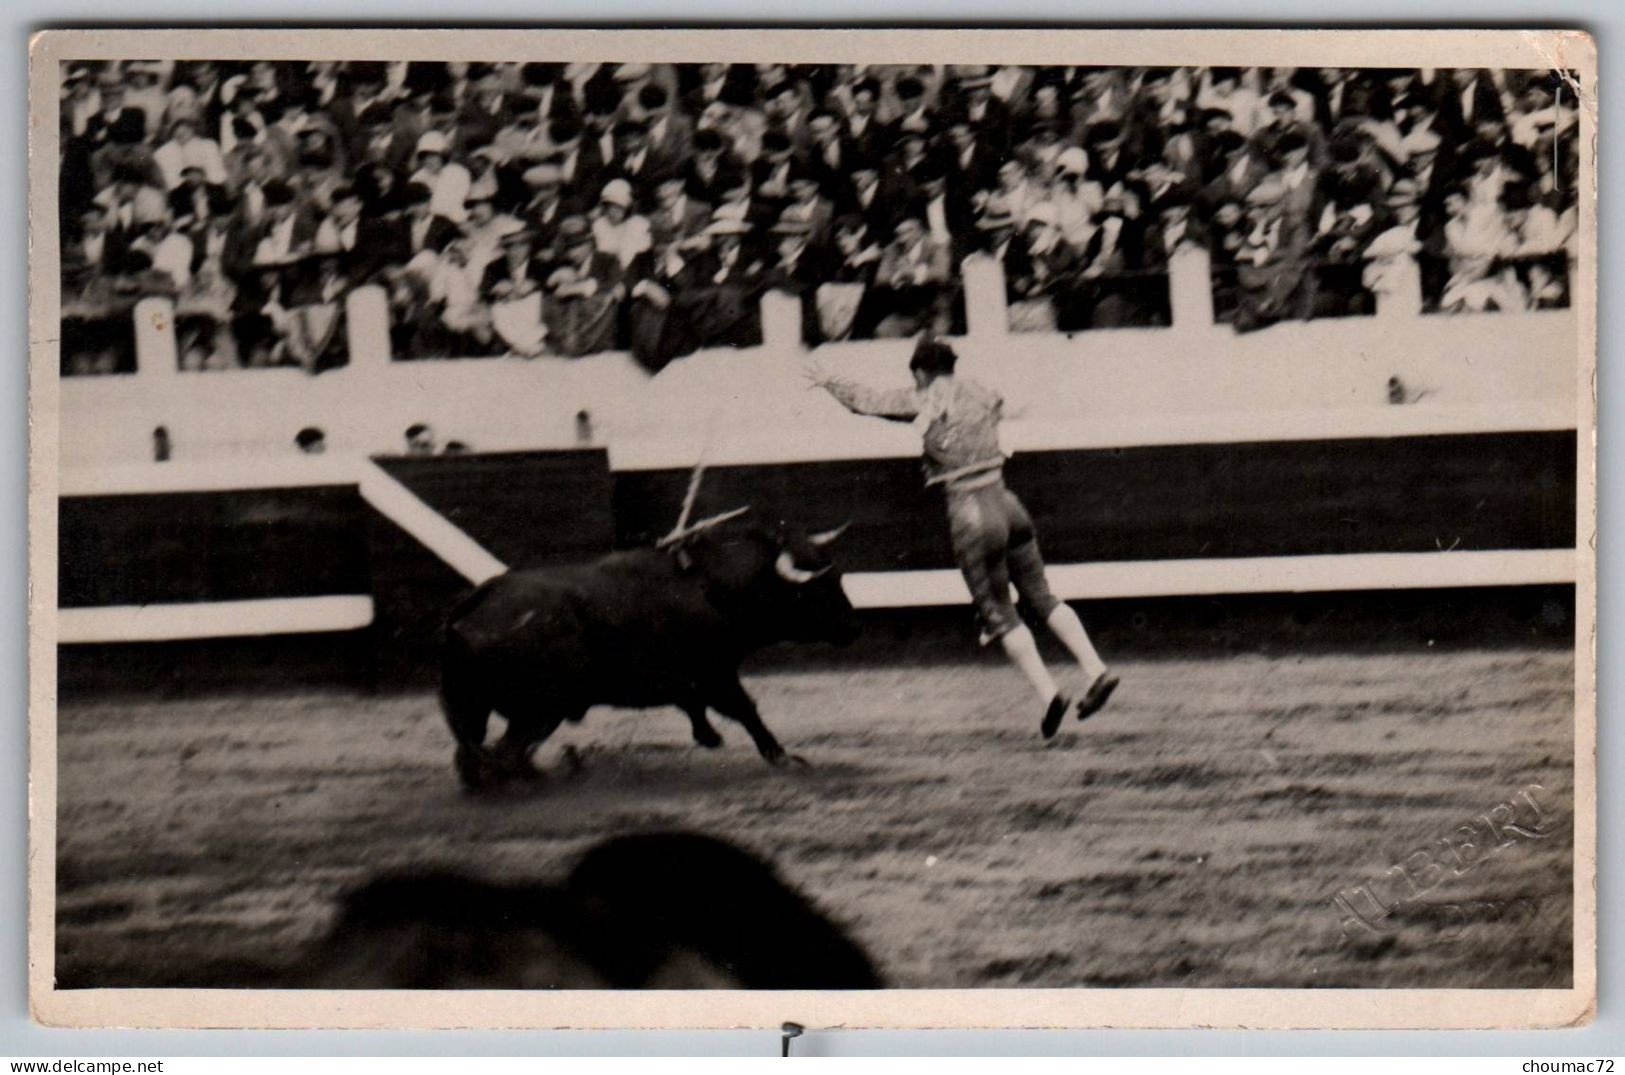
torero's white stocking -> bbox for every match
[1046,603,1109,681]
[999,624,1059,704]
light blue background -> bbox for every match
[5,4,1616,1056]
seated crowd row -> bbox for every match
[60,59,1580,374]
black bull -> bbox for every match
[441,522,858,789]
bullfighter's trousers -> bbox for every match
[943,476,1062,644]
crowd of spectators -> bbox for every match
[60,60,1581,375]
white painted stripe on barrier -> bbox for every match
[60,456,363,496]
[354,460,509,585]
[840,549,1577,608]
[57,595,375,644]
[54,550,1572,643]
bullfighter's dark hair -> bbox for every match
[910,336,958,379]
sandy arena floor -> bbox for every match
[54,646,1575,989]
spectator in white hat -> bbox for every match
[131,212,195,290]
[153,115,227,190]
[409,129,471,222]
[591,178,653,268]
[1051,146,1103,249]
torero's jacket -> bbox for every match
[821,374,1007,489]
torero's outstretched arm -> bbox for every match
[803,358,922,423]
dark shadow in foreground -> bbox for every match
[58,833,884,991]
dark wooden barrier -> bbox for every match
[56,435,1575,695]
[59,450,616,689]
[59,486,370,607]
[613,431,1577,571]
[372,449,612,568]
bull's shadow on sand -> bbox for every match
[463,739,875,798]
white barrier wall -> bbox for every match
[59,255,1579,473]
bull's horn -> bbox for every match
[807,521,852,547]
[775,550,830,584]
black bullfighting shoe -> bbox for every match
[1076,670,1120,723]
[1041,693,1071,740]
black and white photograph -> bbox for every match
[27,29,1596,1030]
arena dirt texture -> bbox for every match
[54,641,1574,991]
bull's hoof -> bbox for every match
[455,744,494,792]
[502,755,546,783]
[693,728,724,749]
[764,750,811,769]
[481,742,544,784]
